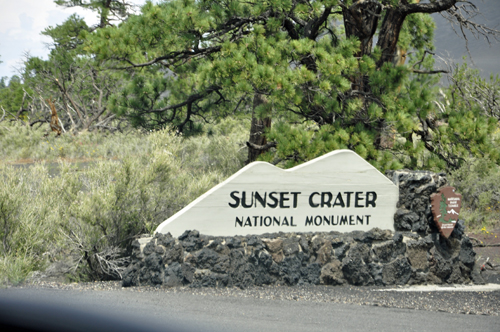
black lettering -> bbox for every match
[339,215,348,225]
[349,215,355,225]
[282,217,289,226]
[355,192,364,208]
[255,192,267,208]
[244,217,252,227]
[291,192,301,208]
[229,191,240,208]
[321,192,333,207]
[253,216,259,226]
[305,216,313,226]
[332,193,345,208]
[357,215,364,225]
[242,192,254,208]
[235,216,243,227]
[366,215,371,225]
[366,192,377,207]
[280,192,290,208]
[309,192,320,208]
[268,192,279,208]
[273,216,281,226]
[291,217,297,227]
[314,215,322,226]
[344,192,353,207]
[264,216,272,227]
[323,215,331,226]
[332,215,339,225]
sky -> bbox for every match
[0,0,499,82]
[0,0,151,79]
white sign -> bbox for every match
[155,150,399,237]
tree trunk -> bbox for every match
[246,93,271,164]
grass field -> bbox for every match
[0,119,249,284]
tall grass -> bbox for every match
[449,158,500,231]
[0,118,249,284]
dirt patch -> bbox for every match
[468,227,500,284]
[468,227,500,264]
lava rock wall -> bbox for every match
[123,170,483,288]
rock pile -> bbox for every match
[123,170,482,288]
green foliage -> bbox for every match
[82,0,500,172]
[0,118,247,284]
[0,76,32,119]
[449,156,500,230]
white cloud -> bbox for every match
[0,0,101,78]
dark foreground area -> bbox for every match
[1,283,499,332]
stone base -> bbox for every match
[122,227,478,288]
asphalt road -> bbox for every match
[1,288,499,332]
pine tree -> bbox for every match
[439,193,448,223]
[85,0,500,170]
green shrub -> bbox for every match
[449,158,500,230]
[0,119,248,284]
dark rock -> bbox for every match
[333,243,349,261]
[371,241,395,263]
[155,233,175,249]
[471,263,486,284]
[410,272,428,285]
[164,262,194,287]
[247,235,264,251]
[213,255,230,274]
[342,256,373,286]
[263,239,283,253]
[129,240,143,260]
[316,242,333,265]
[430,253,452,281]
[299,236,309,253]
[282,237,300,256]
[382,257,412,285]
[394,209,419,231]
[458,237,476,268]
[300,263,321,285]
[406,239,433,271]
[142,240,156,256]
[121,263,141,287]
[310,236,326,253]
[369,263,384,286]
[348,243,371,263]
[225,237,242,249]
[195,248,220,270]
[280,256,302,285]
[191,269,230,288]
[164,243,183,264]
[320,260,344,285]
[179,230,199,241]
[258,250,273,269]
[451,219,465,238]
[447,265,465,284]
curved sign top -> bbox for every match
[156,150,399,237]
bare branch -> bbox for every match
[246,140,277,151]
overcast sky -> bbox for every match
[0,0,151,79]
[0,0,498,82]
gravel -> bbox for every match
[13,280,500,317]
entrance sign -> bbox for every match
[430,186,462,238]
[155,150,399,237]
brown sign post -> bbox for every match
[430,186,462,238]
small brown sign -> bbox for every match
[430,186,462,238]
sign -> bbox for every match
[430,186,462,238]
[155,150,399,237]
